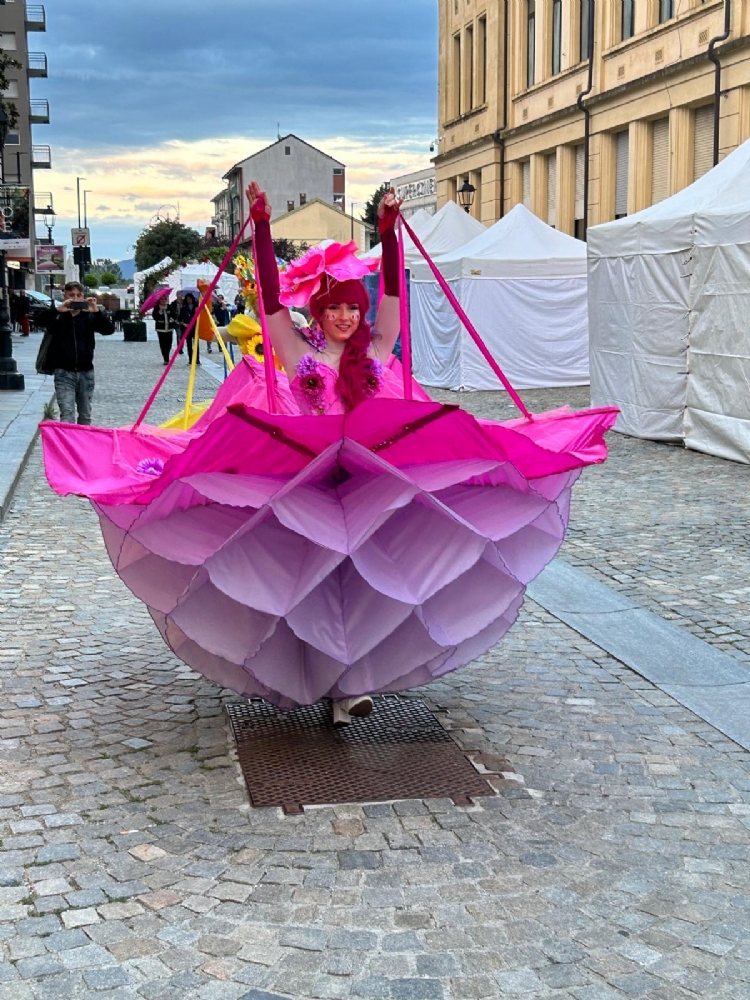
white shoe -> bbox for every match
[332,696,373,726]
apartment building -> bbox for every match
[436,0,750,235]
[211,134,346,244]
[0,0,50,283]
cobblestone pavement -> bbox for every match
[430,386,750,666]
[1,340,749,1000]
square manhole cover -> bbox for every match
[227,696,495,813]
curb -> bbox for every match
[0,382,55,522]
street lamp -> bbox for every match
[45,209,57,298]
[457,180,476,214]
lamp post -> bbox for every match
[457,179,476,214]
[45,209,57,299]
[0,106,24,391]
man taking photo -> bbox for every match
[41,282,114,425]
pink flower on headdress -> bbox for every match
[279,241,378,309]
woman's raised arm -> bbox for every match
[371,187,403,360]
[246,182,308,372]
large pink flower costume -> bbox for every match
[41,233,617,710]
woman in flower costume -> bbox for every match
[41,182,617,727]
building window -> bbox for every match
[551,0,562,75]
[527,1,536,87]
[465,23,474,109]
[693,105,714,180]
[284,146,291,155]
[477,15,487,105]
[287,200,294,212]
[521,161,531,207]
[615,131,629,218]
[333,194,344,205]
[622,0,635,39]
[4,132,20,145]
[659,0,673,22]
[452,32,461,116]
[2,80,19,98]
[300,193,307,206]
[580,0,591,61]
[651,118,669,205]
[547,152,557,227]
[333,168,344,175]
[574,144,585,237]
[0,32,17,51]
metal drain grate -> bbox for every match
[227,696,495,814]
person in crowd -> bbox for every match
[42,281,114,424]
[179,293,200,365]
[169,293,184,354]
[16,290,30,336]
[234,291,245,315]
[152,295,175,365]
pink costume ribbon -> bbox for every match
[132,214,254,430]
[397,216,413,401]
[249,216,278,414]
[399,213,531,420]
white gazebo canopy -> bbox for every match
[362,200,485,263]
[588,137,750,462]
[411,204,589,390]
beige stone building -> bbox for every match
[269,198,368,253]
[436,0,750,236]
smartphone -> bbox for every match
[68,300,88,309]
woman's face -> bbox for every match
[320,302,361,343]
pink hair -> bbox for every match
[310,278,376,411]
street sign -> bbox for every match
[71,227,90,247]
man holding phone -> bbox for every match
[42,281,115,425]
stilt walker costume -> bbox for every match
[40,186,618,713]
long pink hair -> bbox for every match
[310,278,378,411]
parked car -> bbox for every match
[25,289,54,327]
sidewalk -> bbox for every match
[0,331,54,520]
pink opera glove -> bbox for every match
[279,242,379,309]
[378,202,399,234]
[250,195,271,224]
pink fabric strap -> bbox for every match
[133,214,253,429]
[400,214,531,420]
[397,216,413,400]
[250,216,278,413]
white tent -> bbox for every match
[410,204,589,390]
[361,201,484,264]
[588,138,750,463]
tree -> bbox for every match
[0,53,21,135]
[362,182,390,248]
[134,219,205,271]
[83,273,99,289]
[272,238,308,263]
[90,258,123,284]
[99,272,118,287]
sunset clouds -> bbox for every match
[38,0,437,259]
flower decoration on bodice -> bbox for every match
[362,357,385,399]
[136,457,164,477]
[279,241,379,309]
[295,354,327,414]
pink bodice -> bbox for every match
[289,354,430,416]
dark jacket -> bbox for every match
[178,301,196,328]
[42,306,115,372]
[152,303,174,333]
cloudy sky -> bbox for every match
[35,0,437,262]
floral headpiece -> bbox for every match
[279,241,378,309]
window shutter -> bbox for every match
[574,145,585,220]
[651,118,669,205]
[522,161,531,207]
[615,131,629,217]
[693,105,714,181]
[547,153,557,227]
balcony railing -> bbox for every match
[31,144,52,168]
[34,192,54,214]
[25,5,47,31]
[27,53,48,77]
[29,99,49,124]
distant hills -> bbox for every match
[118,258,136,281]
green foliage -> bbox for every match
[83,273,99,289]
[90,258,124,284]
[362,182,390,248]
[134,218,205,271]
[0,53,21,133]
[99,272,118,287]
[272,238,309,263]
